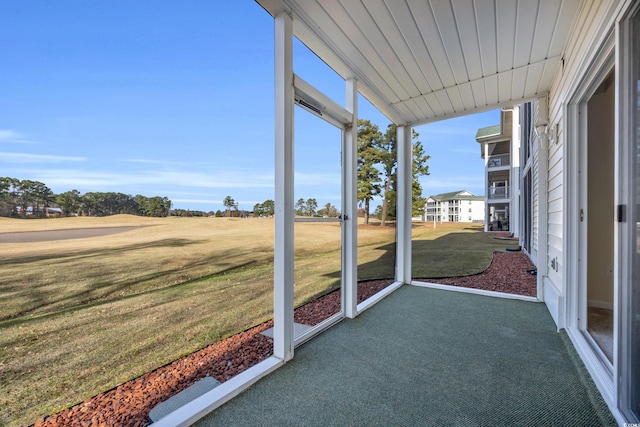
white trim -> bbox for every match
[543,277,564,329]
[357,281,404,313]
[616,2,640,421]
[343,78,358,319]
[273,11,295,362]
[294,74,353,128]
[294,312,344,347]
[149,356,283,427]
[564,328,628,426]
[396,125,412,283]
[411,281,539,303]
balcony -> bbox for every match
[487,153,510,168]
[488,185,510,199]
[191,286,615,426]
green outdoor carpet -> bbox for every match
[196,286,616,426]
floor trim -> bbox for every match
[149,356,283,427]
[411,280,539,302]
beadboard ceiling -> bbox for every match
[256,0,582,125]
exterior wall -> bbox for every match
[468,200,485,222]
[541,3,637,422]
[531,104,540,262]
[544,0,622,322]
[422,195,484,223]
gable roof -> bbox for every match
[427,190,483,202]
[256,0,582,125]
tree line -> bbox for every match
[0,177,172,218]
[251,198,339,218]
[250,120,431,225]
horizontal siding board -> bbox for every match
[548,186,563,204]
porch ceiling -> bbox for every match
[256,0,582,125]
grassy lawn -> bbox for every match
[411,222,519,278]
[0,215,514,426]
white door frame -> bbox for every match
[564,29,617,410]
[617,2,640,421]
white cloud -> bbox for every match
[23,168,274,191]
[0,130,34,144]
[0,152,86,163]
[294,171,341,186]
[124,158,188,166]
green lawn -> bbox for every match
[0,216,514,426]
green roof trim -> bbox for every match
[475,124,501,139]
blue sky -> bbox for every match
[0,1,499,212]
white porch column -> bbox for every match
[273,11,294,362]
[511,105,521,236]
[484,142,490,232]
[396,125,412,284]
[343,78,358,318]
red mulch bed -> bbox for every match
[33,251,534,427]
[418,251,537,297]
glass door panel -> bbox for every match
[293,107,343,337]
[356,119,396,302]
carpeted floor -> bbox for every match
[195,286,616,426]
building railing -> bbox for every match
[488,186,509,199]
[488,153,510,168]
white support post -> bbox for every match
[273,11,294,362]
[343,78,358,318]
[511,106,521,237]
[396,125,412,284]
[484,142,490,232]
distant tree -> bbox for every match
[135,195,149,216]
[57,189,82,216]
[411,140,430,217]
[318,202,340,218]
[146,196,169,217]
[295,198,306,216]
[357,119,383,224]
[373,205,383,220]
[17,180,54,216]
[305,198,318,216]
[253,199,275,217]
[223,196,236,217]
[215,210,223,217]
[378,124,429,224]
[0,177,20,215]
